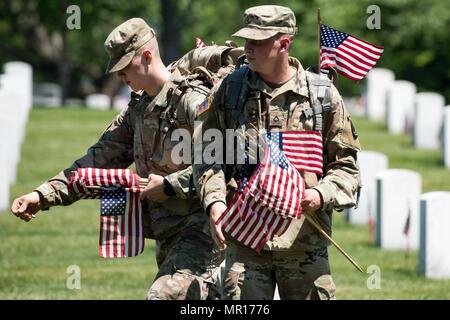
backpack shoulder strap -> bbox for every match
[224,65,250,127]
[305,68,333,133]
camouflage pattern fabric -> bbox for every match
[148,225,225,300]
[34,68,223,300]
[193,57,361,299]
[223,239,336,300]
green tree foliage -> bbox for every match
[1,0,448,102]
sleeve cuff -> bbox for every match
[203,191,227,212]
[164,172,188,199]
[312,184,335,212]
[34,183,54,210]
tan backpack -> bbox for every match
[167,42,245,87]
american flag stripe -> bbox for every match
[222,178,260,237]
[321,45,376,71]
[282,131,323,175]
[69,168,144,258]
[104,169,114,258]
[321,51,369,78]
[221,196,291,252]
[131,190,136,256]
[320,24,384,81]
[195,37,206,48]
[323,43,378,67]
[243,207,268,245]
[255,134,305,219]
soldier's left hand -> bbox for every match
[140,174,169,203]
[301,189,322,214]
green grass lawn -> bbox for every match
[1,108,450,299]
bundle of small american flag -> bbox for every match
[68,168,145,258]
[217,130,323,252]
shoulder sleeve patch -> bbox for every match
[197,95,212,116]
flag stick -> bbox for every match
[317,8,321,74]
[305,213,364,273]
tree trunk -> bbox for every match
[160,0,181,64]
[58,29,69,105]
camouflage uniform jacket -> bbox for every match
[193,57,361,250]
[35,68,209,240]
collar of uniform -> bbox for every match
[144,68,184,114]
[246,57,309,99]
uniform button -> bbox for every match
[163,127,169,133]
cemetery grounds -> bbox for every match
[1,108,450,299]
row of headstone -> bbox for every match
[365,68,448,153]
[85,93,130,111]
[346,150,450,278]
[34,90,129,111]
[0,61,33,212]
[85,85,131,110]
[379,176,450,279]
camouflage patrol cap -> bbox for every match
[233,5,298,41]
[104,18,156,73]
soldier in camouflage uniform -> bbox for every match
[11,18,223,300]
[193,6,361,299]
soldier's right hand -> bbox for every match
[209,201,227,250]
[11,191,42,222]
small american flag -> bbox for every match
[195,37,207,48]
[217,131,322,252]
[69,168,144,258]
[320,24,384,81]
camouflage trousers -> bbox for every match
[146,226,224,300]
[222,241,336,300]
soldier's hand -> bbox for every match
[11,191,42,222]
[140,174,169,203]
[209,202,227,250]
[301,189,322,214]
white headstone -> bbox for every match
[375,169,421,250]
[387,81,416,134]
[419,192,450,279]
[366,68,395,121]
[346,151,388,225]
[343,96,365,117]
[443,107,450,169]
[0,89,22,185]
[0,73,28,130]
[33,82,62,108]
[86,94,111,110]
[0,141,9,212]
[4,61,33,112]
[413,92,445,149]
[64,98,85,108]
